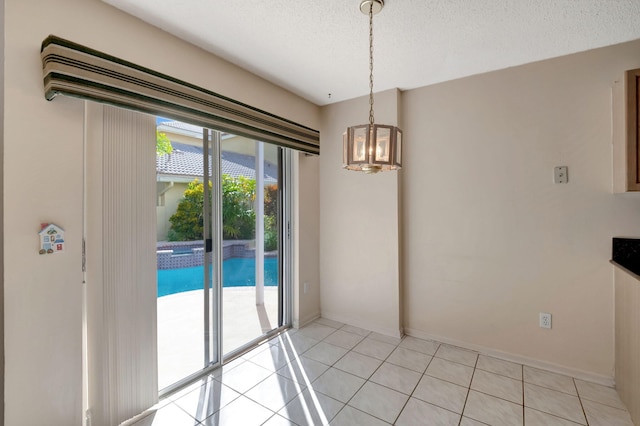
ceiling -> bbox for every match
[103,0,640,106]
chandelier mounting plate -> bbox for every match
[359,0,384,15]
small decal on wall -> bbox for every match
[38,223,65,255]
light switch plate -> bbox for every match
[554,166,568,184]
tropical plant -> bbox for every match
[264,215,278,251]
[264,184,278,217]
[168,176,280,246]
[222,174,256,239]
[168,179,208,241]
[156,130,173,155]
[264,184,279,251]
[168,176,258,241]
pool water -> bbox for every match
[157,257,278,297]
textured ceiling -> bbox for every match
[104,0,640,106]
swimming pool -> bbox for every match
[157,257,278,297]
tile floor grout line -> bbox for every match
[422,370,474,389]
[522,378,591,426]
[522,363,525,426]
[475,365,522,381]
[391,342,441,425]
[574,377,590,426]
[581,397,633,412]
[523,379,582,398]
[458,353,479,426]
[322,337,404,425]
[374,335,414,423]
[525,406,586,426]
[445,387,524,411]
[241,372,304,419]
[341,404,395,425]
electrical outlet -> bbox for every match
[540,312,552,329]
[554,166,568,184]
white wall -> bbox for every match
[2,0,319,424]
[402,39,640,379]
[319,89,402,337]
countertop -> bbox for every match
[612,237,640,278]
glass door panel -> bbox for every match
[156,119,217,391]
[221,137,282,355]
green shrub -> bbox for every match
[264,215,278,251]
[222,175,256,240]
[168,176,279,245]
[264,184,278,217]
[156,131,173,155]
[168,179,208,241]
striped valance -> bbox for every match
[40,35,320,155]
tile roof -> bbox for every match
[157,142,278,184]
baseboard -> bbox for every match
[404,328,615,388]
[320,311,403,338]
[294,311,320,329]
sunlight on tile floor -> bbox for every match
[158,287,279,389]
[132,318,635,425]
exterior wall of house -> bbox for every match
[2,0,319,424]
[221,138,280,165]
[320,39,640,382]
[157,182,188,241]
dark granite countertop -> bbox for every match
[612,237,640,277]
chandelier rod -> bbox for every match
[368,2,375,126]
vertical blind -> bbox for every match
[41,35,320,155]
[85,104,158,426]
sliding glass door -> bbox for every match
[156,119,288,393]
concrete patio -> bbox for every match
[157,286,279,390]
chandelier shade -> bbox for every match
[343,124,402,173]
[342,0,403,174]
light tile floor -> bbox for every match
[126,318,635,426]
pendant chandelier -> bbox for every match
[343,0,402,174]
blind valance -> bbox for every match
[41,35,320,155]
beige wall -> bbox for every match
[319,89,402,337]
[295,153,321,327]
[402,40,640,379]
[319,39,640,381]
[2,0,319,424]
